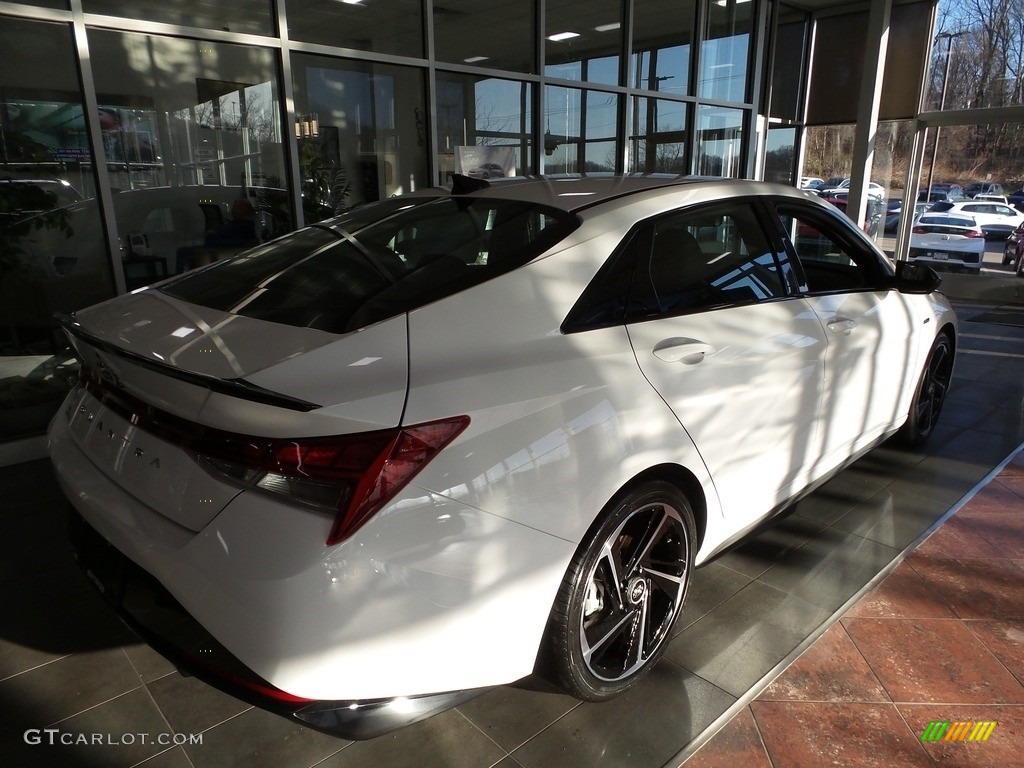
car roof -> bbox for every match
[439,174,813,214]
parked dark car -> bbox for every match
[818,192,883,238]
[918,183,965,203]
[884,198,902,233]
[1008,189,1024,213]
[964,182,1004,198]
[1003,221,1024,275]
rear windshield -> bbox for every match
[918,216,974,228]
[160,197,578,333]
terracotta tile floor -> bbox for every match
[681,451,1024,768]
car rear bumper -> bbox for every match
[67,510,483,739]
[49,403,571,705]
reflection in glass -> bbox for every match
[434,0,535,74]
[286,0,424,58]
[699,0,752,103]
[83,0,273,36]
[544,87,619,173]
[1,18,112,442]
[628,97,687,173]
[14,0,67,8]
[764,126,796,185]
[545,0,623,86]
[436,75,532,184]
[88,30,293,280]
[293,54,429,222]
[695,105,743,177]
[631,0,694,96]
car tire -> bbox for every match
[1003,248,1014,265]
[896,332,954,447]
[1017,254,1024,277]
[544,480,695,701]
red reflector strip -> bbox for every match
[182,650,314,705]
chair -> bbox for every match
[646,227,709,314]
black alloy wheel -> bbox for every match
[897,332,954,446]
[546,480,695,700]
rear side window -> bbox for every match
[161,198,578,333]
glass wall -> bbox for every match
[434,0,536,73]
[631,0,695,96]
[545,0,623,86]
[292,54,429,221]
[0,0,770,456]
[436,75,533,185]
[83,0,275,36]
[628,97,688,173]
[699,0,753,103]
[1,18,112,443]
[763,125,797,185]
[695,105,743,176]
[544,86,620,173]
[87,30,292,280]
[286,0,424,58]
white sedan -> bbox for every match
[910,212,987,274]
[49,176,957,739]
[930,199,1024,238]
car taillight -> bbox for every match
[196,416,470,545]
[912,226,928,233]
[963,229,984,238]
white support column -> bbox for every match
[848,0,892,233]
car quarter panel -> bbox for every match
[399,224,725,554]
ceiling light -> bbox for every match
[463,56,489,63]
[594,23,620,32]
[548,32,580,42]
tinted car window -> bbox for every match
[628,202,788,319]
[917,215,975,228]
[775,204,889,293]
[161,198,578,333]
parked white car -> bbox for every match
[910,212,987,274]
[49,176,957,739]
[929,200,1024,238]
[829,179,886,200]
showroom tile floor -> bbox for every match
[680,451,1024,768]
[0,301,1022,768]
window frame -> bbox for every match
[562,196,803,334]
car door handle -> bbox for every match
[827,318,857,335]
[653,338,715,364]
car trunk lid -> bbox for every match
[61,290,409,532]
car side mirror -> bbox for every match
[891,261,942,294]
